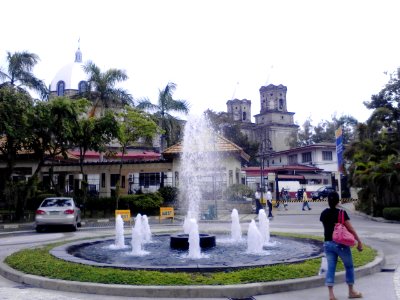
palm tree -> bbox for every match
[82,61,133,116]
[137,82,189,150]
[0,51,48,99]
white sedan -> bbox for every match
[35,197,82,232]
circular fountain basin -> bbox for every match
[51,234,323,272]
[170,233,216,250]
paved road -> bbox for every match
[0,202,399,299]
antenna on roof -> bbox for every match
[231,81,239,100]
[265,65,274,85]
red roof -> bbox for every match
[69,150,161,161]
[243,165,321,176]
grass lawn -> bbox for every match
[4,233,376,286]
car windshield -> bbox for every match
[41,199,72,207]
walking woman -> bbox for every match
[320,191,363,300]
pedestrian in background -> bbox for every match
[302,188,312,210]
[266,189,273,218]
[320,191,363,300]
[254,189,262,214]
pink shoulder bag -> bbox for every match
[332,210,356,247]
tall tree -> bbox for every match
[204,109,259,165]
[297,117,314,146]
[28,97,90,181]
[72,111,119,177]
[0,86,34,220]
[137,82,189,150]
[0,86,34,180]
[114,107,160,208]
[0,51,48,99]
[82,61,133,116]
[345,69,400,216]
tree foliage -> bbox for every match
[137,82,189,150]
[345,69,400,216]
[204,109,259,165]
[0,51,48,99]
[294,115,358,147]
[82,61,133,116]
[114,107,160,208]
[0,86,34,180]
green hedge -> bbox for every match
[26,193,57,210]
[157,186,179,203]
[84,192,164,217]
[223,184,254,201]
[382,207,400,221]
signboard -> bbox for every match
[115,210,131,223]
[335,126,344,172]
[159,207,174,223]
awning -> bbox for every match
[277,174,305,180]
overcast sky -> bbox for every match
[2,0,400,126]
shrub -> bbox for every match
[224,184,254,201]
[26,193,57,210]
[158,186,179,203]
[382,207,400,221]
[120,192,164,215]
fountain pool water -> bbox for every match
[57,233,323,272]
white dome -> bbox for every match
[50,61,88,92]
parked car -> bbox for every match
[311,186,335,200]
[35,197,81,232]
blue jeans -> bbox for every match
[324,241,355,286]
[302,201,311,210]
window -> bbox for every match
[278,99,283,110]
[289,154,298,164]
[78,81,87,93]
[101,173,106,188]
[57,81,65,96]
[322,151,333,161]
[139,172,161,187]
[229,170,233,185]
[110,174,120,187]
[242,112,246,120]
[302,152,312,163]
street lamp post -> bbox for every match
[258,134,273,208]
[212,134,218,219]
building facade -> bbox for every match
[226,84,299,152]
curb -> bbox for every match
[0,249,385,298]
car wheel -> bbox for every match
[70,222,77,232]
[319,195,324,200]
[36,225,44,233]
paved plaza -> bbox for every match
[0,202,399,299]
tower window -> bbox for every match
[279,99,284,110]
[57,81,65,96]
[78,81,88,93]
[243,112,246,120]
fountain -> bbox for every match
[247,219,265,254]
[170,114,220,251]
[109,214,127,249]
[52,114,323,272]
[231,208,242,242]
[258,209,276,246]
